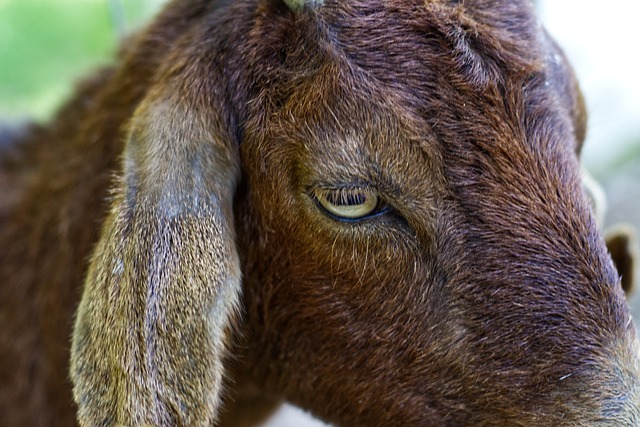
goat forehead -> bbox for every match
[315,0,541,88]
[255,0,609,267]
[245,0,579,217]
[247,0,550,151]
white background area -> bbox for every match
[539,0,640,175]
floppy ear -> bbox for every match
[70,80,241,426]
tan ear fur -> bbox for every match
[70,82,241,426]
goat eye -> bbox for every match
[312,187,384,221]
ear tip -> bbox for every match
[605,224,638,297]
[282,0,325,11]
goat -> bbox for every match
[1,0,639,425]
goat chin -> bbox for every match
[1,0,639,426]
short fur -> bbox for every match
[1,0,639,426]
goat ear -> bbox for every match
[70,85,241,426]
[580,171,637,296]
[605,225,638,297]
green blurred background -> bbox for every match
[0,0,162,121]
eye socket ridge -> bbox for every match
[311,186,390,222]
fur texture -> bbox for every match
[1,0,639,426]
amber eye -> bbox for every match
[313,187,384,221]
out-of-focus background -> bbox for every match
[0,0,165,121]
[0,1,638,426]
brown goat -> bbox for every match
[1,0,639,426]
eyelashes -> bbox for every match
[311,187,390,222]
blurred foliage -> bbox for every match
[0,0,162,121]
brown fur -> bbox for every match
[1,0,639,426]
